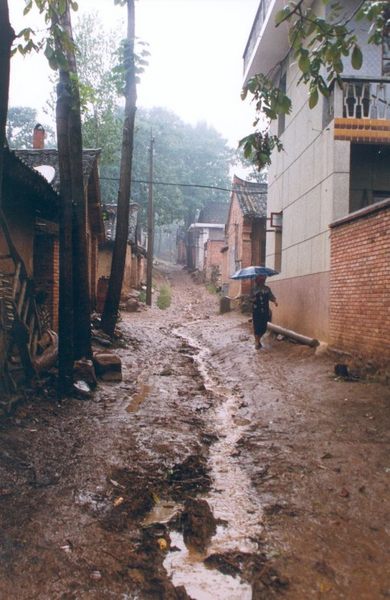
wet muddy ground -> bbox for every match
[0,263,389,599]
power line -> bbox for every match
[99,176,266,194]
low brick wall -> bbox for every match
[329,199,390,363]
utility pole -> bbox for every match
[146,133,154,306]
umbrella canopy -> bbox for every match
[230,266,279,280]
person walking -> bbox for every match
[250,274,278,349]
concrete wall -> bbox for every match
[329,200,390,362]
[268,272,330,341]
[265,29,352,340]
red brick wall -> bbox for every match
[329,200,390,361]
[33,235,59,331]
[205,239,224,270]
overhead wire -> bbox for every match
[99,176,266,194]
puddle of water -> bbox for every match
[142,501,181,526]
[159,329,264,599]
[126,383,151,413]
[164,531,252,600]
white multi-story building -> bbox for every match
[243,0,390,342]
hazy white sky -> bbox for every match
[9,0,259,148]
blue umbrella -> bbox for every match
[230,265,279,279]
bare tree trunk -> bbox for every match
[61,6,92,360]
[55,2,91,394]
[56,69,74,395]
[0,0,15,209]
[101,0,137,336]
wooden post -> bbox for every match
[146,134,154,306]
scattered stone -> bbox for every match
[73,359,97,388]
[93,352,122,382]
[73,380,92,399]
[91,333,112,347]
[219,296,230,314]
[160,366,173,376]
[90,570,102,581]
[335,364,349,378]
[181,498,217,551]
[124,298,141,312]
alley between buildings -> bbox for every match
[0,263,389,600]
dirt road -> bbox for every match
[0,263,389,599]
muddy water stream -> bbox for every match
[146,330,263,599]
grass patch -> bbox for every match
[156,283,172,309]
[205,283,218,294]
[138,289,146,303]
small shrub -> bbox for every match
[206,283,218,294]
[138,289,146,303]
[157,283,171,309]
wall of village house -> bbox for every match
[204,240,224,285]
[1,202,35,276]
[264,31,352,340]
[33,235,59,332]
[97,245,133,299]
[329,201,390,362]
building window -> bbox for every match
[271,211,283,272]
[350,144,390,213]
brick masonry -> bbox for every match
[334,118,390,143]
[33,234,59,331]
[329,199,390,362]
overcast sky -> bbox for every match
[8,0,259,148]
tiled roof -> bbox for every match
[198,202,229,224]
[14,148,101,193]
[103,203,139,244]
[232,175,267,218]
[3,148,59,220]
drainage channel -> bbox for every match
[145,330,263,599]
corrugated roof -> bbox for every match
[232,174,267,218]
[198,202,229,224]
[14,148,101,193]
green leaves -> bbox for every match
[239,132,283,170]
[351,44,363,70]
[275,6,292,27]
[308,86,319,109]
[298,49,310,74]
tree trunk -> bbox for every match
[56,68,74,395]
[101,0,137,336]
[55,2,92,393]
[61,6,92,360]
[0,0,15,210]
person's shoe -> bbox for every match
[255,342,262,349]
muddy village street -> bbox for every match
[0,263,389,600]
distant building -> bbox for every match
[187,202,229,276]
[97,203,145,310]
[221,175,267,299]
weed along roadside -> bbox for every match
[0,262,389,599]
[157,283,172,310]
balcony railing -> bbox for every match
[341,78,390,120]
[243,0,273,74]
